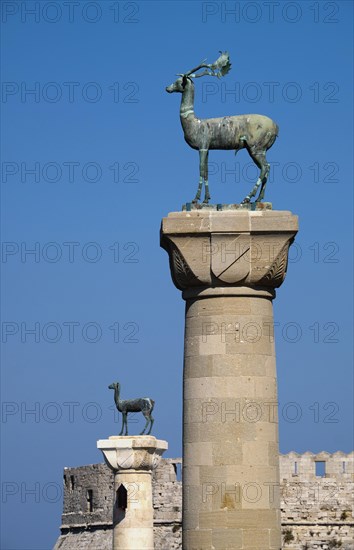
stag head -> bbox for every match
[166,76,188,94]
[165,51,231,93]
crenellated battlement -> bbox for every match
[280,451,354,481]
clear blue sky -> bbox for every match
[1,1,353,548]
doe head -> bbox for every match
[108,382,119,390]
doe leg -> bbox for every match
[147,415,154,435]
[119,412,125,436]
[140,413,150,435]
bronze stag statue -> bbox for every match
[166,52,278,204]
[108,382,154,436]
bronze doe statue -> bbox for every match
[166,52,278,204]
[108,382,155,436]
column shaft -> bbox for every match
[113,470,154,550]
[183,290,280,549]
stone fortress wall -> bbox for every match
[279,451,353,549]
[54,452,353,550]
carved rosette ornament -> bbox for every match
[161,210,298,294]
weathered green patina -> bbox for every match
[166,52,278,204]
[108,382,155,436]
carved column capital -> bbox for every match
[160,210,298,294]
[97,435,168,473]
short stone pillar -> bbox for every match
[161,209,298,550]
[97,435,168,550]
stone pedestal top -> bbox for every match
[98,435,168,448]
[161,209,298,234]
[161,209,298,291]
[97,436,168,472]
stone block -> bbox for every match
[212,528,243,548]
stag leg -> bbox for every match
[199,149,210,204]
[242,150,268,204]
[256,158,270,202]
[241,178,262,204]
[204,178,211,204]
[192,149,209,203]
[193,177,203,203]
[193,149,210,204]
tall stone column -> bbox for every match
[161,209,298,550]
[97,435,168,550]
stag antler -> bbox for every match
[210,51,232,77]
[181,51,231,79]
[176,59,208,78]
